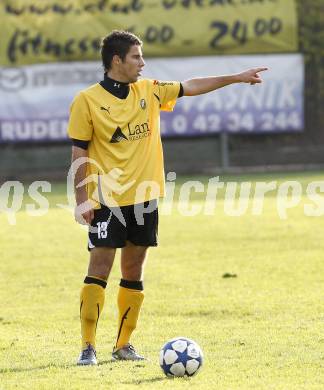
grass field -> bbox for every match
[0,171,324,389]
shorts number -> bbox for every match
[97,222,108,239]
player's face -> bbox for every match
[119,45,145,83]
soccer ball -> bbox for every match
[159,337,203,377]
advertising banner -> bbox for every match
[149,54,304,136]
[0,53,304,143]
[1,0,298,66]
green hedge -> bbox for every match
[297,0,323,131]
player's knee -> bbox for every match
[88,259,111,279]
[122,261,144,280]
[89,248,115,276]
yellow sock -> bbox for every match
[80,276,106,349]
[115,280,144,349]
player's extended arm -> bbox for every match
[181,67,268,96]
[71,145,94,224]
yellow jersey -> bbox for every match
[67,78,180,207]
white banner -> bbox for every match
[0,54,304,142]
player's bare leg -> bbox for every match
[88,246,116,280]
[78,247,116,365]
[120,241,147,281]
[112,241,148,361]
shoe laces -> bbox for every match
[81,344,96,359]
[122,343,137,354]
[127,344,135,352]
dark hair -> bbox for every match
[101,30,142,71]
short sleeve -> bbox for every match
[67,92,93,141]
[152,80,181,112]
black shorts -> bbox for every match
[88,200,158,249]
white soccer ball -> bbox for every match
[159,337,203,377]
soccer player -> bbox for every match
[67,30,267,365]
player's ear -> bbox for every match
[112,54,122,66]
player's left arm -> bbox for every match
[181,67,268,96]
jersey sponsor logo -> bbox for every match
[110,126,128,143]
[153,80,174,86]
[140,98,146,110]
[127,121,150,141]
[110,122,151,143]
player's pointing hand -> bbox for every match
[237,67,268,85]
